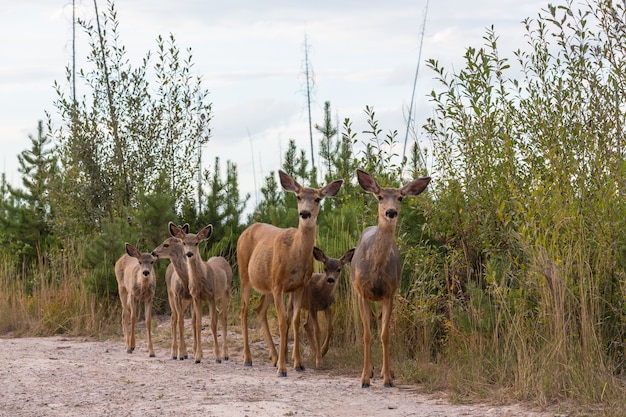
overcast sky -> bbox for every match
[0,0,547,208]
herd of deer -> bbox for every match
[114,169,431,388]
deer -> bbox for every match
[169,222,232,364]
[351,169,431,388]
[114,243,159,357]
[152,224,193,360]
[237,170,343,377]
[288,246,355,368]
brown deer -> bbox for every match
[351,169,431,387]
[114,243,158,357]
[152,225,193,360]
[170,222,232,364]
[288,246,355,368]
[237,170,343,376]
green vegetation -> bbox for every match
[1,0,624,414]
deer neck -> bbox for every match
[294,221,316,254]
[186,252,206,283]
[171,250,190,284]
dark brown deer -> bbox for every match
[289,246,355,368]
[114,243,158,357]
[351,169,431,387]
[237,170,343,376]
[170,223,232,364]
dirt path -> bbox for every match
[0,320,554,417]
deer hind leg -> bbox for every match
[145,300,155,357]
[169,297,178,359]
[255,294,278,366]
[220,294,229,361]
[177,298,190,360]
[380,297,394,387]
[240,284,254,366]
[304,310,322,368]
[358,294,373,388]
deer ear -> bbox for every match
[169,222,184,238]
[313,246,327,263]
[356,169,380,194]
[278,170,301,193]
[401,177,431,197]
[198,224,213,241]
[125,243,140,258]
[321,179,344,197]
[181,223,190,233]
[342,248,356,264]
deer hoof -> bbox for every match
[215,359,222,364]
[295,365,305,372]
[126,349,133,354]
[194,359,201,364]
[149,353,155,358]
[361,383,370,388]
[244,361,252,367]
[384,382,394,388]
[278,371,287,377]
[223,356,229,361]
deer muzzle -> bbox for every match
[300,210,312,219]
[386,209,398,219]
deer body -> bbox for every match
[290,246,355,368]
[351,169,431,388]
[238,170,343,376]
[114,243,158,357]
[152,234,192,360]
[170,223,232,364]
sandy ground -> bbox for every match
[0,318,556,417]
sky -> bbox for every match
[0,0,547,210]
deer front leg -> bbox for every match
[358,294,373,388]
[380,298,395,387]
[145,300,155,357]
[208,299,221,363]
[177,299,189,360]
[274,289,289,377]
[192,298,203,363]
[307,311,323,368]
[321,308,332,357]
[129,297,137,353]
[169,302,178,359]
[290,289,305,372]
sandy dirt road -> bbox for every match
[0,320,554,417]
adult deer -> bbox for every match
[289,246,355,368]
[351,169,431,388]
[114,243,158,357]
[170,222,232,364]
[237,170,343,376]
[152,225,193,360]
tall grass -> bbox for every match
[0,242,118,338]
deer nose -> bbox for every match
[186,252,193,258]
[386,209,398,218]
[300,210,312,219]
[326,277,335,284]
[143,270,150,276]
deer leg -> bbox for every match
[208,298,221,363]
[358,294,373,388]
[240,284,253,366]
[255,294,278,366]
[321,308,332,357]
[178,298,189,360]
[129,297,137,353]
[169,297,178,360]
[144,299,155,357]
[273,289,290,377]
[380,297,394,387]
[192,297,203,363]
[290,288,305,372]
[306,311,322,368]
[220,295,229,361]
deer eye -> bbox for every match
[315,198,321,203]
[296,195,302,201]
[164,244,169,248]
[377,195,383,201]
[398,196,403,202]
